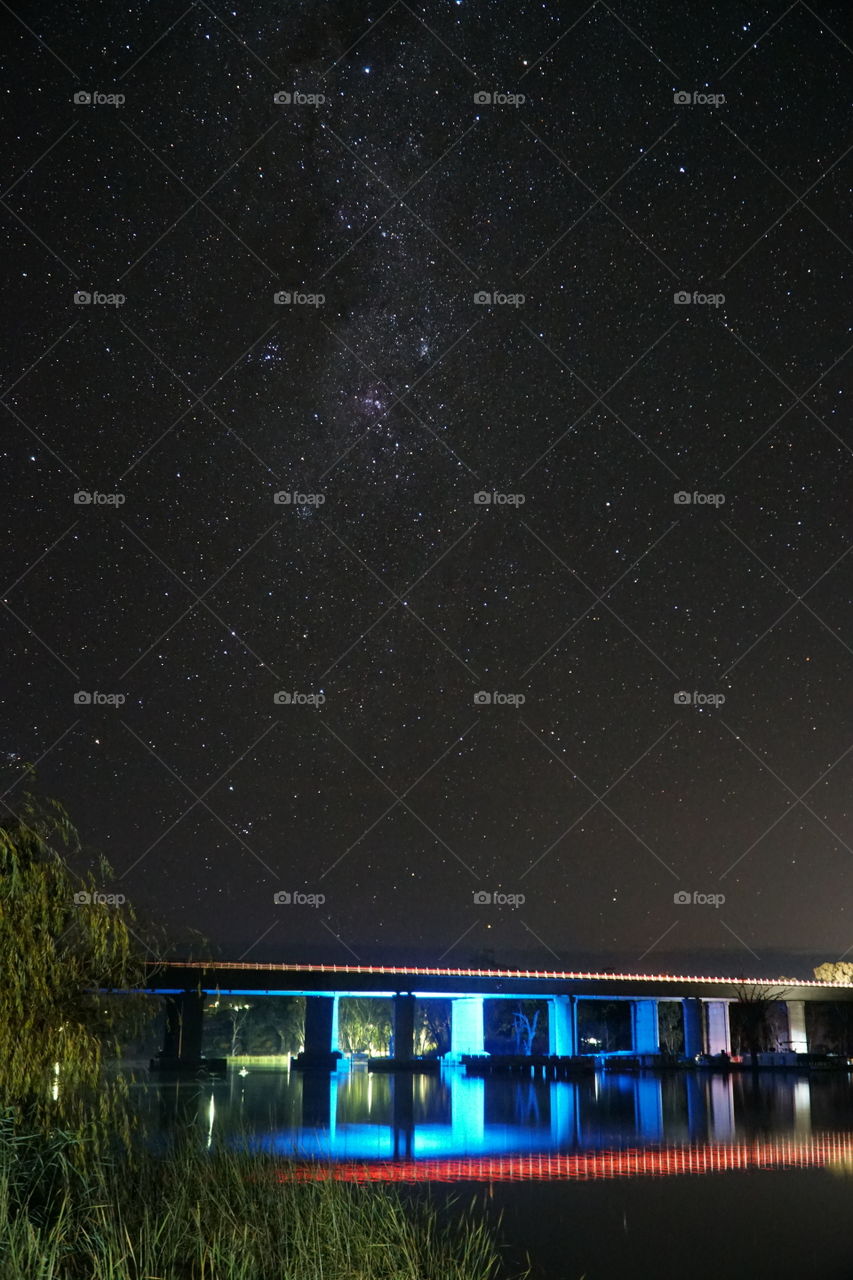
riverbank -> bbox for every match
[0,1111,514,1280]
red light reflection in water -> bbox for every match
[277,1135,853,1183]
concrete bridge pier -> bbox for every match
[786,999,808,1052]
[548,995,576,1056]
[682,997,703,1058]
[704,1000,732,1055]
[166,990,205,1058]
[293,995,342,1070]
[447,995,485,1060]
[392,993,416,1061]
[151,991,222,1073]
[632,999,660,1054]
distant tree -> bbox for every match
[511,1006,540,1055]
[204,997,256,1055]
[202,996,306,1057]
[658,1002,684,1055]
[730,984,790,1069]
[0,782,147,1129]
[577,1000,631,1052]
[250,995,304,1054]
[338,998,392,1055]
[227,1001,253,1055]
[486,1001,546,1055]
[814,962,853,984]
[420,1001,450,1055]
[815,1001,853,1056]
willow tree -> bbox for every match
[0,785,147,1130]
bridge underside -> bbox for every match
[144,969,848,1070]
[140,961,853,1069]
[145,960,853,1005]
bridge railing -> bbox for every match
[149,960,852,989]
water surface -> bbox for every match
[131,1065,853,1278]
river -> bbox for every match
[129,1063,853,1278]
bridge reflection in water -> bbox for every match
[144,1065,853,1182]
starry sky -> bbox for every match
[2,1,852,976]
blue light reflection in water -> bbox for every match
[129,1065,853,1280]
[132,1064,853,1172]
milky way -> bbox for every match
[2,1,852,975]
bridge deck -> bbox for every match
[143,961,853,1002]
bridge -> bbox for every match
[142,960,853,1070]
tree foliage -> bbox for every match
[338,998,392,1054]
[0,785,147,1128]
[657,1001,684,1055]
[420,1000,450,1055]
[510,1007,540,1055]
[485,1000,547,1055]
[204,996,306,1056]
[814,961,853,984]
[729,984,790,1064]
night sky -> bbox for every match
[2,1,852,975]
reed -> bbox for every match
[0,1112,515,1280]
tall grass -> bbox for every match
[0,1111,512,1280]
